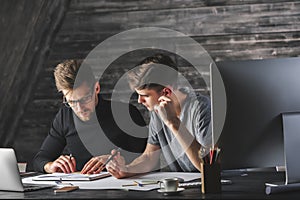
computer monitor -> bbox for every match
[215,57,300,170]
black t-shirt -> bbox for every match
[33,95,147,172]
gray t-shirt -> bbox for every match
[147,89,211,172]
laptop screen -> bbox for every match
[0,148,26,191]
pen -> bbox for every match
[122,180,158,187]
[134,181,143,187]
[101,148,121,168]
[69,153,76,173]
[209,148,214,165]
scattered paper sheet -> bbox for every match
[32,172,110,181]
[23,172,200,191]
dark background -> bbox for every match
[0,0,299,170]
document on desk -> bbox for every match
[32,172,111,181]
[23,172,200,191]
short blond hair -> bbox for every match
[54,59,96,92]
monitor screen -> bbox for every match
[215,57,300,170]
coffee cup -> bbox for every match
[17,162,27,173]
[159,178,179,192]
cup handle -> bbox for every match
[159,181,164,189]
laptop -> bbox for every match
[0,148,54,192]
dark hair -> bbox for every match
[54,59,96,92]
[127,53,178,91]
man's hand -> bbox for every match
[106,149,128,179]
[154,96,179,128]
[44,155,76,174]
[80,155,110,174]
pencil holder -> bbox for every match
[201,162,221,193]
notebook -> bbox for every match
[32,171,111,181]
[0,148,54,192]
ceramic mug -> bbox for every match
[159,178,179,192]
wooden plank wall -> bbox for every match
[0,0,70,163]
[3,0,299,170]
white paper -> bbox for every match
[32,172,110,181]
[23,172,200,191]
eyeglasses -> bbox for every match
[63,93,93,108]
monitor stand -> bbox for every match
[265,112,300,194]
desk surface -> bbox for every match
[1,171,299,199]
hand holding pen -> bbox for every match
[81,148,121,174]
[68,153,76,172]
[44,154,76,174]
[101,148,121,168]
[106,149,128,179]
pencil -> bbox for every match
[122,181,158,187]
[122,183,137,187]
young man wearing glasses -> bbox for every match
[33,60,147,174]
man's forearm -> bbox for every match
[126,150,160,174]
[168,119,203,171]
